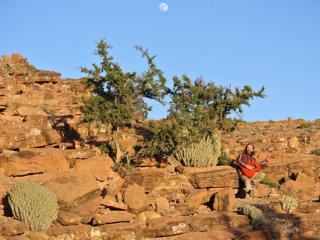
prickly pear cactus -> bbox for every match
[8,181,58,231]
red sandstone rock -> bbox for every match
[174,230,237,240]
[123,183,147,213]
[0,217,29,236]
[73,154,114,173]
[185,189,220,208]
[105,175,125,196]
[145,216,190,238]
[184,166,238,189]
[155,196,170,214]
[0,148,69,176]
[92,210,135,225]
[100,195,128,210]
[16,106,47,117]
[58,191,102,225]
[251,183,271,198]
[124,168,166,192]
[213,187,238,212]
[279,173,317,200]
[42,170,100,207]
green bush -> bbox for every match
[174,136,221,167]
[260,177,280,188]
[82,40,265,159]
[281,195,298,213]
[8,181,58,231]
[168,75,265,135]
[81,40,168,131]
[81,40,168,162]
[218,151,234,166]
[145,77,264,157]
[311,148,320,156]
[240,204,265,229]
[112,160,135,177]
[297,122,312,129]
[142,120,180,158]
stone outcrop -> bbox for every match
[0,54,89,118]
[184,166,239,189]
[0,148,69,176]
[0,54,319,240]
[223,119,320,158]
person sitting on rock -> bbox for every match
[235,143,269,196]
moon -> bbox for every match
[159,3,168,12]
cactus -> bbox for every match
[281,195,298,213]
[174,135,221,167]
[240,204,265,229]
[8,181,58,231]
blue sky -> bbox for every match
[1,0,319,121]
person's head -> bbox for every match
[244,144,255,156]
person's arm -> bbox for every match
[259,156,270,168]
[237,154,253,170]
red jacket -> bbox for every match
[235,152,256,172]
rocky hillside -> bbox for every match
[0,54,319,240]
[223,119,320,158]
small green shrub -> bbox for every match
[41,106,56,115]
[143,120,179,157]
[297,122,312,129]
[174,136,221,167]
[239,204,265,229]
[8,181,58,231]
[111,160,135,177]
[286,148,296,153]
[311,148,320,156]
[218,151,233,166]
[260,177,280,188]
[281,195,298,213]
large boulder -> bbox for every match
[58,191,102,225]
[213,187,238,212]
[184,166,238,189]
[42,170,100,207]
[123,183,147,213]
[105,175,125,196]
[0,148,69,176]
[124,168,166,192]
[279,173,317,200]
[185,189,220,208]
[155,196,170,214]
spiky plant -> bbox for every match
[281,195,298,213]
[8,181,58,231]
[174,135,221,167]
[240,204,265,229]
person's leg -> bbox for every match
[252,172,265,185]
[240,174,253,192]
